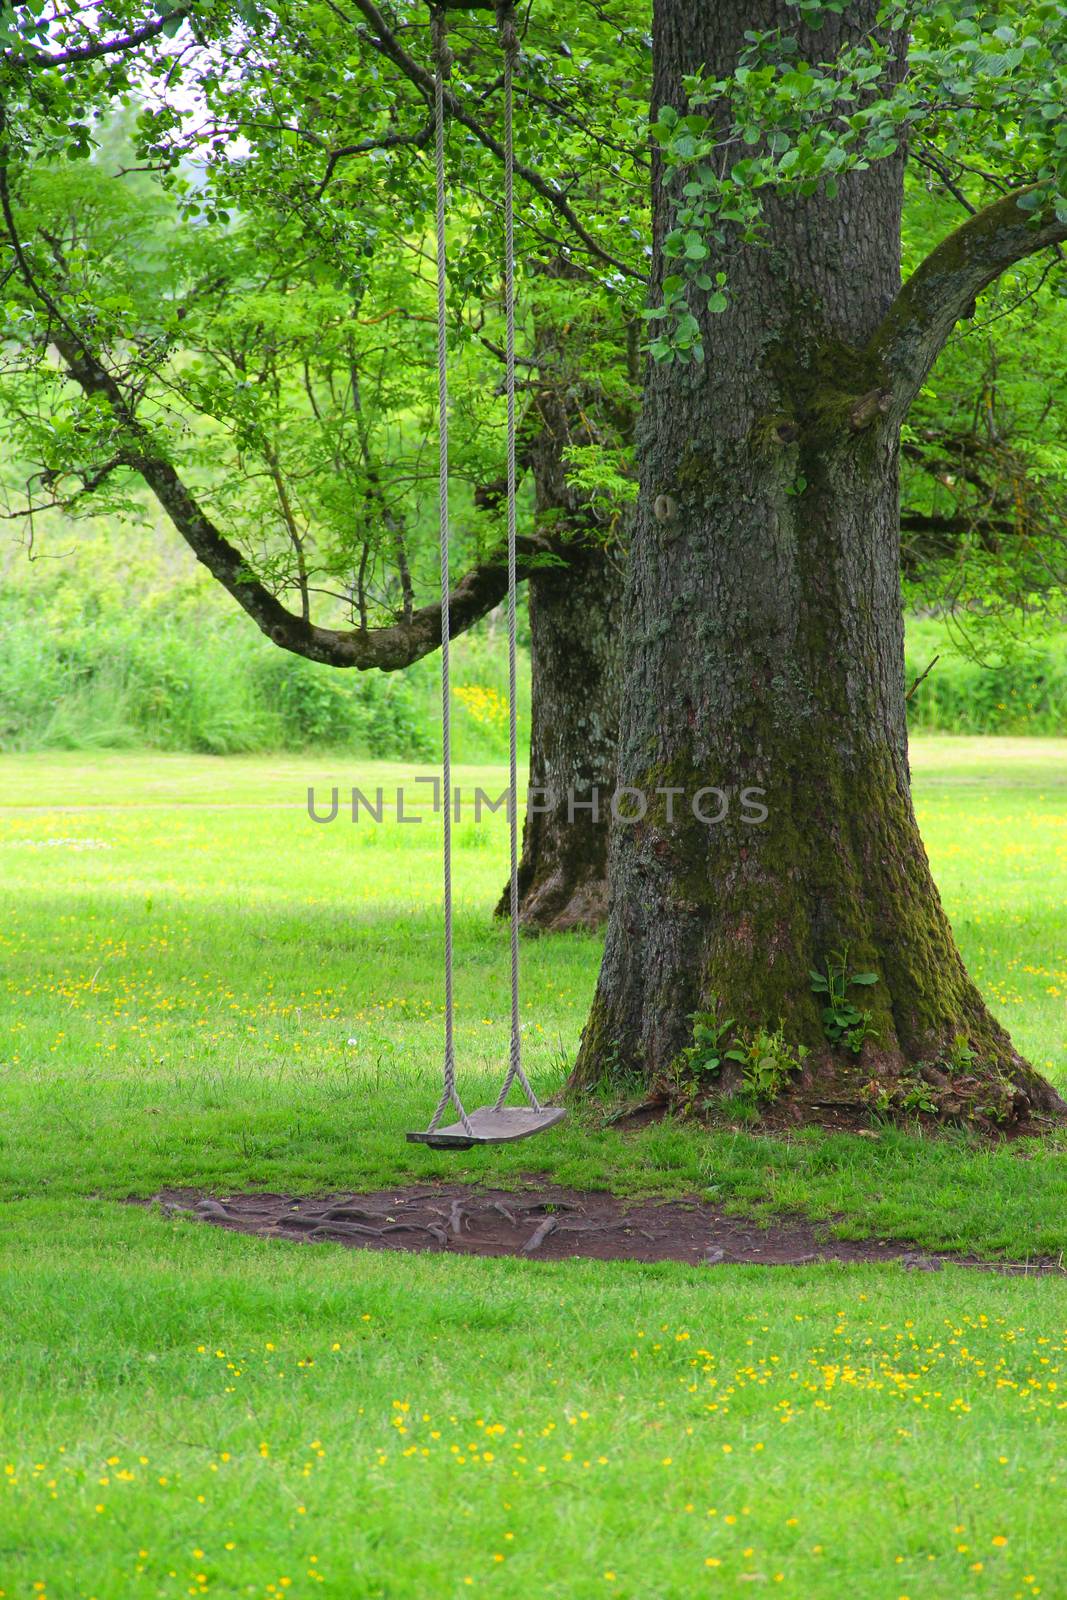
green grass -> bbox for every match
[1,741,1065,1251]
[1,1200,1064,1600]
[1,740,1066,1598]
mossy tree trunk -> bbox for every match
[572,0,1064,1123]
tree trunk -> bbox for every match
[572,0,1063,1124]
[498,544,622,931]
[494,258,630,933]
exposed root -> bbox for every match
[149,1184,1067,1274]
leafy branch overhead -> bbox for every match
[2,0,1067,666]
[647,3,1067,364]
[0,0,647,666]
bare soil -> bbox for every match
[142,1184,1064,1274]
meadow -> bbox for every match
[1,739,1065,1599]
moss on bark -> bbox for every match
[571,0,1064,1131]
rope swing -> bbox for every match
[407,3,566,1149]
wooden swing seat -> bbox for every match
[407,1104,567,1149]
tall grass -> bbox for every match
[904,616,1067,735]
[2,516,1064,751]
[0,525,528,761]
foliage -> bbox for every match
[3,505,1065,751]
[810,949,879,1054]
[452,683,510,734]
[0,145,514,632]
[678,1006,729,1069]
[0,515,532,758]
[0,602,436,757]
[648,4,1067,360]
[904,615,1067,734]
[674,1007,808,1107]
[0,5,647,660]
[723,1026,810,1103]
[861,1035,1019,1127]
[560,443,639,528]
[899,187,1067,632]
[3,0,1067,658]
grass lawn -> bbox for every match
[1,739,1065,1599]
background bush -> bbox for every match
[904,616,1067,736]
[0,518,527,761]
[1,517,1063,755]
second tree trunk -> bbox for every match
[497,546,622,931]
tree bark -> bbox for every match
[493,257,631,932]
[498,544,622,932]
[572,0,1064,1124]
[494,270,630,931]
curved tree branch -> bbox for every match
[51,331,553,668]
[0,124,563,673]
[870,188,1067,418]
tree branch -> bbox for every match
[346,0,644,281]
[0,150,551,671]
[316,120,434,197]
[49,328,552,667]
[4,7,191,69]
[869,188,1067,418]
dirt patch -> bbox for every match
[142,1184,1064,1274]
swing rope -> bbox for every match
[423,2,540,1137]
[426,4,472,1137]
[492,2,541,1116]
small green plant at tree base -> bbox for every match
[973,1096,1012,1127]
[667,1007,737,1115]
[860,1075,937,1117]
[945,1034,977,1072]
[861,1039,1016,1124]
[899,1080,939,1116]
[864,1080,894,1115]
[671,1008,807,1109]
[810,947,880,1053]
[682,1008,737,1075]
[724,1027,810,1103]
